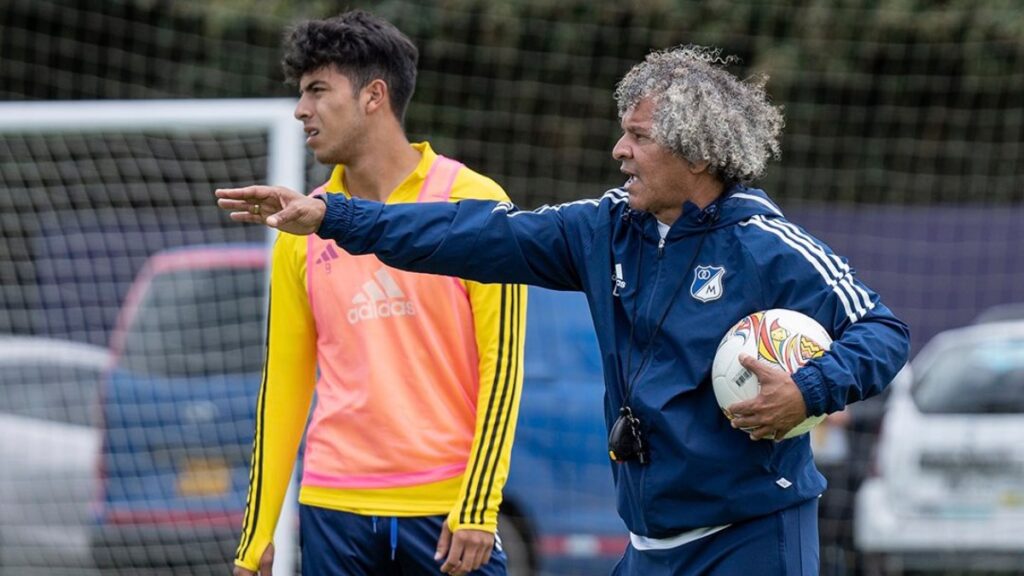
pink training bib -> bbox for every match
[302,157,481,489]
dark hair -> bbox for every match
[282,10,419,122]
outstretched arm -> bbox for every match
[217,186,587,290]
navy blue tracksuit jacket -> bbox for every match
[317,184,910,539]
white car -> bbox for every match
[855,321,1024,573]
[0,336,108,571]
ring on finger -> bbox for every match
[249,204,261,216]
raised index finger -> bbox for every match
[215,186,271,201]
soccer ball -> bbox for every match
[711,309,832,439]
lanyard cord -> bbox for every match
[620,220,713,406]
[621,240,644,401]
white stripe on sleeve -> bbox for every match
[757,217,874,317]
[742,217,860,323]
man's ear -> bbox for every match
[689,159,711,174]
[362,79,389,115]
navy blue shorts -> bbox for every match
[300,504,508,576]
[612,498,820,576]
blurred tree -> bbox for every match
[2,0,1022,204]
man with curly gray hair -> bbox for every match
[219,45,909,575]
[614,46,783,187]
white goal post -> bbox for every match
[0,99,303,575]
[0,98,305,193]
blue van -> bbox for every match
[91,243,623,575]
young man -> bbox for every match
[230,11,525,576]
[219,46,910,574]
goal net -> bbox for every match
[0,99,306,575]
[3,1,1024,575]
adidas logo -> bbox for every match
[346,268,416,325]
[316,243,341,272]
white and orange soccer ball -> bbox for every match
[711,309,832,439]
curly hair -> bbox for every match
[614,46,784,184]
[282,10,418,122]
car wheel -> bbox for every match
[498,512,534,576]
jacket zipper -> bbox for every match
[637,235,664,531]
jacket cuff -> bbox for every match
[316,193,352,242]
[792,364,828,416]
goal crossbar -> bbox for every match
[0,99,306,196]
